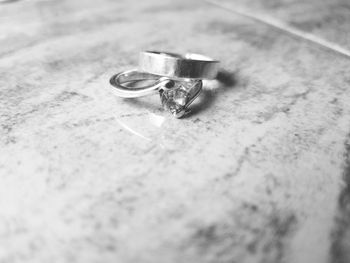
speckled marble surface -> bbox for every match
[1,0,350,262]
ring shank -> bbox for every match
[109,69,170,98]
[116,70,159,84]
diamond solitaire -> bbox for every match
[159,79,202,118]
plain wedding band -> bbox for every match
[139,51,220,80]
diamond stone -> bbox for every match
[159,80,202,118]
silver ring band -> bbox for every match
[139,51,220,80]
[109,69,172,98]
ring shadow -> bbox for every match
[124,96,161,113]
[189,69,237,117]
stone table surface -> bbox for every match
[1,0,350,262]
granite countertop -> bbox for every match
[1,0,350,262]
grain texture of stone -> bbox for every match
[0,0,350,263]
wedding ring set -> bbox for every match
[109,51,220,118]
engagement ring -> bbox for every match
[109,51,219,118]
